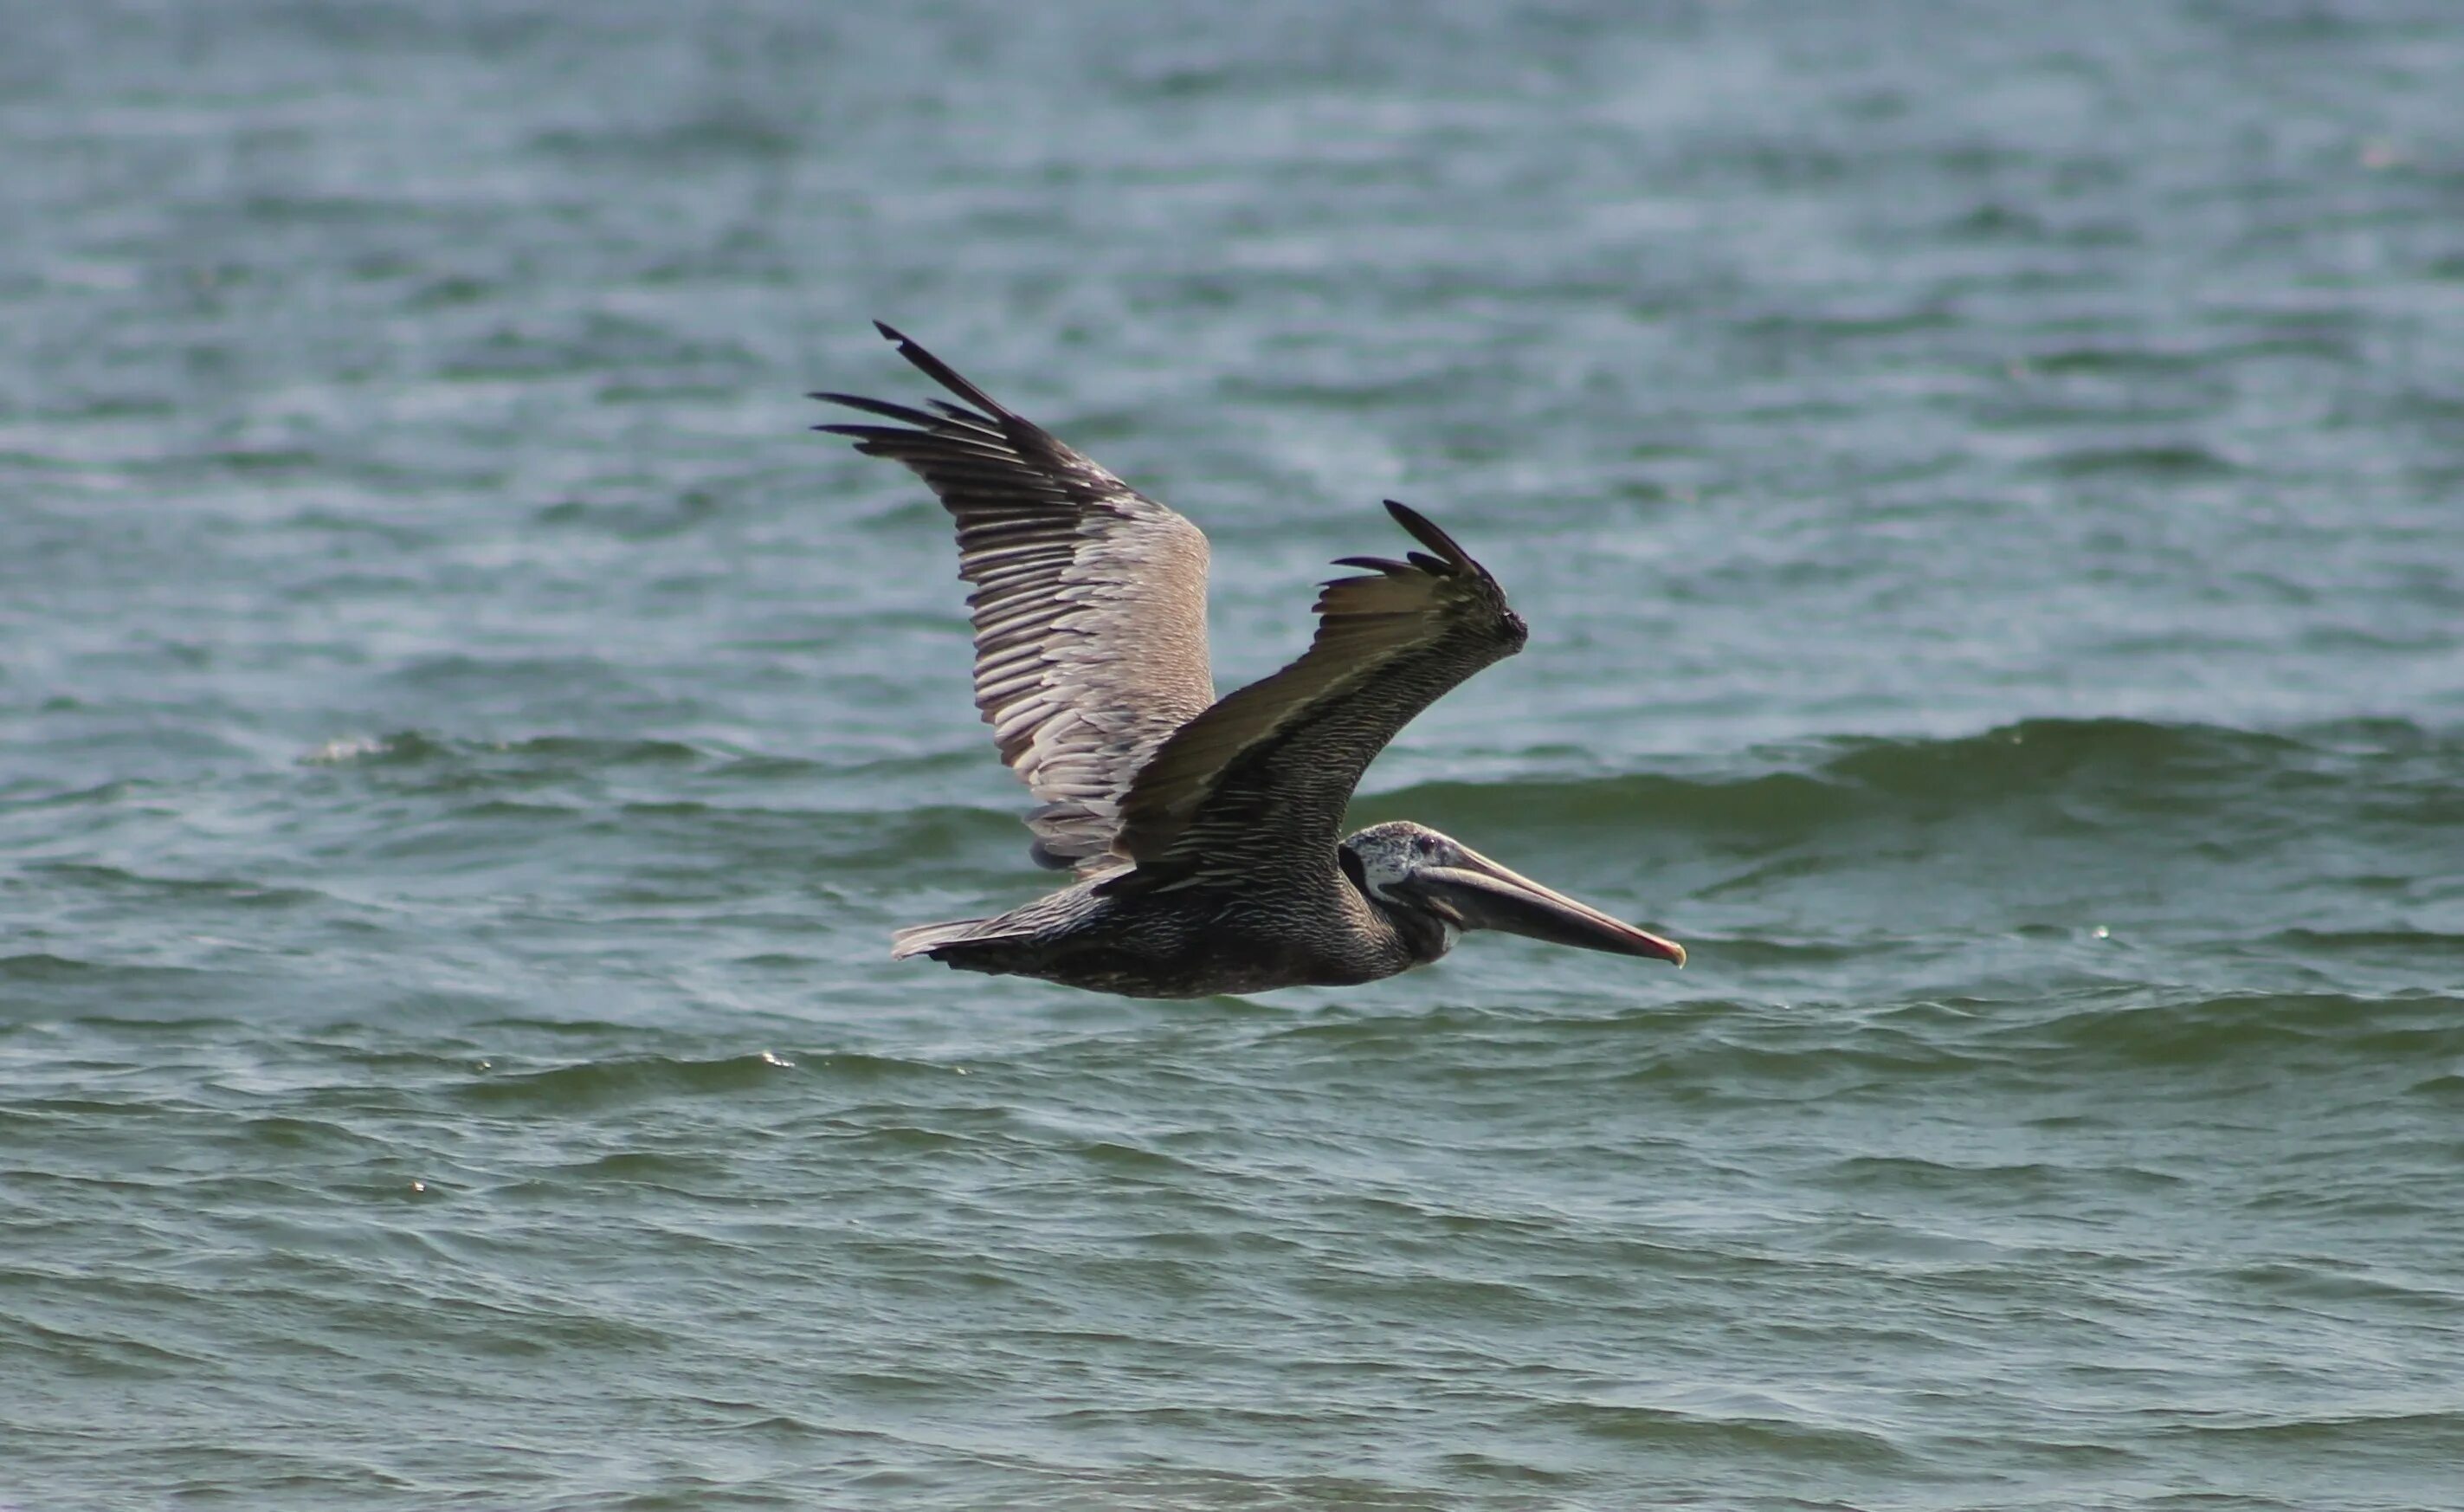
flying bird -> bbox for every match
[813,322,1685,998]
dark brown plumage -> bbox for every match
[814,324,1684,998]
[814,324,1213,871]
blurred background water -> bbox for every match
[4,2,2462,1507]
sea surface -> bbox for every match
[5,2,2462,1508]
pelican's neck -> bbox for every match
[1366,890,1455,966]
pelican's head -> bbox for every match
[1338,820,1686,967]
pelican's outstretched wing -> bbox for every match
[814,323,1216,870]
[1102,501,1525,894]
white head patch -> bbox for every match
[1358,842,1414,901]
[1345,821,1456,904]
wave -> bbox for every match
[300,731,710,769]
[283,719,2462,883]
[453,1050,790,1109]
[1358,717,2464,844]
[1996,989,2464,1066]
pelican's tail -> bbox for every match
[891,911,1055,961]
[889,915,1058,980]
[891,918,996,960]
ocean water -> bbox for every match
[5,1,2463,1507]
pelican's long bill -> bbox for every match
[1397,851,1687,966]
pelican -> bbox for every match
[814,322,1686,998]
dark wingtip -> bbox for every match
[1382,500,1474,568]
[865,321,1009,420]
[807,391,955,430]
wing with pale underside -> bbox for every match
[813,323,1216,870]
[1102,501,1526,895]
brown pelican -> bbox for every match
[814,322,1686,998]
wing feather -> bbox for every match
[1103,501,1525,893]
[814,323,1215,869]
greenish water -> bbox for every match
[4,2,2462,1508]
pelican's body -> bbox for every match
[890,864,1416,1000]
[816,324,1684,998]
